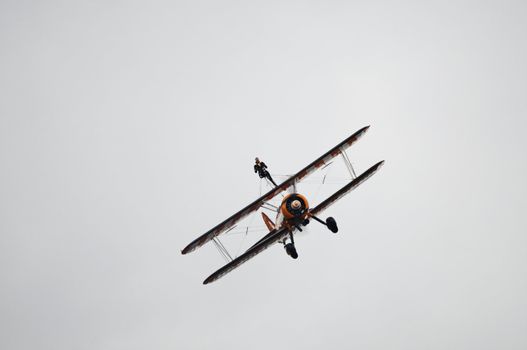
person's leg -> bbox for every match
[266,173,278,187]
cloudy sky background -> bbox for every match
[1,1,526,349]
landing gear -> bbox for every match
[326,217,338,233]
[284,243,298,259]
[311,215,338,233]
[284,232,298,259]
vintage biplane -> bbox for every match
[182,126,384,284]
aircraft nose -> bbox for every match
[291,200,301,209]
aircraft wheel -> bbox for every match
[290,248,298,259]
[285,243,298,259]
[326,217,338,233]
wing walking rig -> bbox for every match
[181,126,384,284]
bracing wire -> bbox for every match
[213,238,232,263]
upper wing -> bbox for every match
[181,126,370,254]
[310,160,385,216]
[286,125,371,184]
[181,184,289,254]
[203,227,290,284]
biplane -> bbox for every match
[182,126,384,284]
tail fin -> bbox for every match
[261,212,276,231]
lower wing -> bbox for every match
[310,160,384,216]
[203,227,290,284]
[203,160,385,284]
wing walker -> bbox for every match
[182,126,384,284]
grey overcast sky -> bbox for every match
[1,1,527,349]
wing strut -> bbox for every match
[212,237,233,262]
[262,202,278,211]
[340,148,357,179]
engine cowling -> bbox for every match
[280,193,309,220]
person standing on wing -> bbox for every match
[254,157,278,187]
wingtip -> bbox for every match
[203,271,216,284]
[182,240,200,254]
[353,125,370,138]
